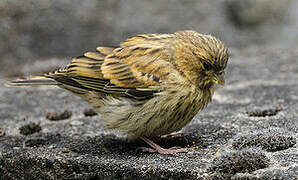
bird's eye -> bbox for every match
[202,62,212,71]
[217,71,224,75]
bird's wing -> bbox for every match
[101,34,183,88]
[43,48,154,100]
[46,35,184,100]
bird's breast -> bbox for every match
[166,88,212,132]
[141,86,213,137]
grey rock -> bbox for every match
[231,128,296,152]
[0,45,297,179]
[208,148,270,174]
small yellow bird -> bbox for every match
[6,30,229,154]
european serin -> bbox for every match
[7,30,229,154]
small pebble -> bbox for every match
[0,127,5,137]
[48,145,54,149]
[19,122,42,135]
[187,151,197,158]
[83,108,98,117]
[70,120,83,126]
[24,137,46,147]
[46,110,72,121]
[62,148,72,153]
[246,105,282,117]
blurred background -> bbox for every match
[0,0,297,77]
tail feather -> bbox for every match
[5,76,59,87]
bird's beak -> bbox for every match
[212,74,225,86]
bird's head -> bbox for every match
[173,30,229,89]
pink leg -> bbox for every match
[148,133,184,143]
[141,137,188,155]
[162,133,184,141]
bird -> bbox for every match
[6,30,229,154]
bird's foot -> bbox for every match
[141,146,188,154]
[140,137,188,155]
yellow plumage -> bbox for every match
[6,30,229,154]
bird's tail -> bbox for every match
[5,76,59,87]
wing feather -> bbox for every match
[101,34,183,88]
[46,34,184,100]
[46,46,161,100]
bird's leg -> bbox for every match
[162,133,184,141]
[149,133,184,143]
[140,137,188,155]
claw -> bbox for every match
[140,137,188,155]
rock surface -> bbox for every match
[1,1,298,179]
[0,46,297,179]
